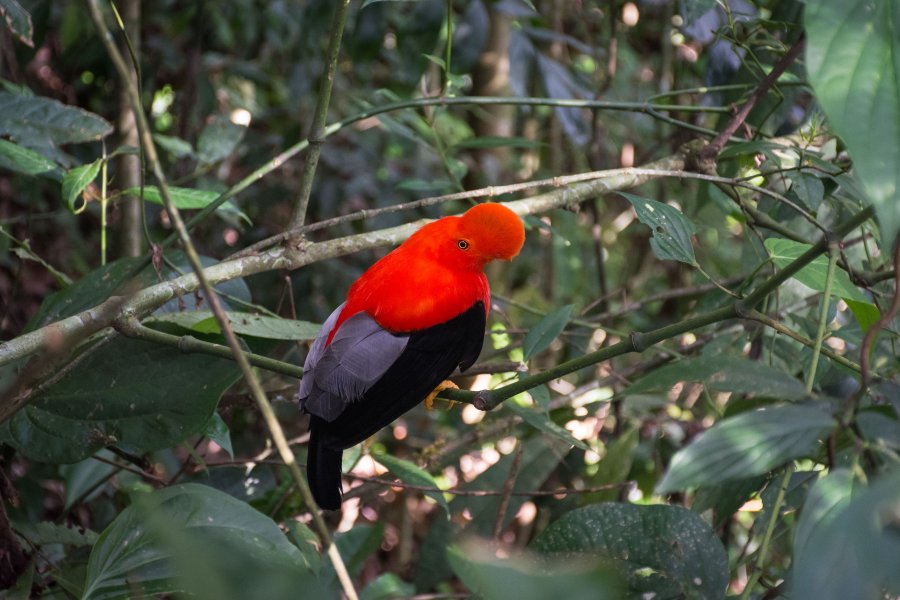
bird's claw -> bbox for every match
[424,380,459,410]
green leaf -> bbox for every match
[374,452,449,514]
[61,450,118,509]
[0,90,113,145]
[0,0,34,47]
[360,573,415,600]
[197,117,246,165]
[792,469,900,600]
[679,0,718,24]
[0,138,62,180]
[122,185,249,224]
[532,503,729,600]
[451,436,571,537]
[62,158,102,212]
[806,0,900,248]
[23,256,148,332]
[452,136,546,150]
[620,192,697,266]
[585,428,639,502]
[655,404,836,493]
[793,469,855,560]
[153,133,194,158]
[764,238,870,302]
[845,298,881,333]
[15,520,98,547]
[624,354,808,401]
[523,304,574,360]
[123,185,220,209]
[326,523,384,579]
[203,412,233,458]
[159,311,322,340]
[504,402,590,452]
[788,171,825,212]
[1,330,242,463]
[448,542,623,600]
[360,0,419,10]
[284,520,322,574]
[82,484,316,600]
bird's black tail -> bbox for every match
[307,421,343,510]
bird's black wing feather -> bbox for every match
[305,300,485,509]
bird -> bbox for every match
[297,202,525,510]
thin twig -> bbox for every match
[288,0,351,229]
[860,242,900,387]
[493,442,523,539]
[695,38,806,167]
[86,4,358,598]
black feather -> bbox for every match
[305,301,485,508]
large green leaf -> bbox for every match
[82,484,319,600]
[793,469,855,561]
[448,542,622,600]
[0,91,113,145]
[374,452,449,514]
[0,138,63,180]
[197,117,246,165]
[621,192,698,266]
[522,304,573,360]
[624,354,808,401]
[764,238,869,302]
[792,470,900,600]
[806,0,900,248]
[0,0,34,46]
[532,503,729,600]
[1,329,241,463]
[656,404,836,493]
[22,257,149,332]
[151,310,322,341]
[122,185,249,224]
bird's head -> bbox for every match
[456,202,526,264]
[399,202,525,272]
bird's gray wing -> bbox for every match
[298,309,409,422]
[297,301,345,402]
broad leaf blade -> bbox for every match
[197,117,246,165]
[0,138,62,180]
[532,503,729,599]
[656,404,836,493]
[374,453,449,514]
[792,470,900,600]
[82,484,315,600]
[806,0,900,248]
[523,304,573,360]
[62,159,102,212]
[0,0,34,47]
[163,311,322,341]
[764,238,870,302]
[624,354,808,401]
[448,542,622,600]
[621,192,697,265]
[0,90,113,144]
[2,331,241,463]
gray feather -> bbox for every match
[298,309,409,422]
[297,302,345,402]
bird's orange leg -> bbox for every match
[424,380,459,410]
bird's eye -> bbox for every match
[457,239,469,250]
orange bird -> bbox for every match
[298,203,525,509]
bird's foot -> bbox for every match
[424,380,459,410]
